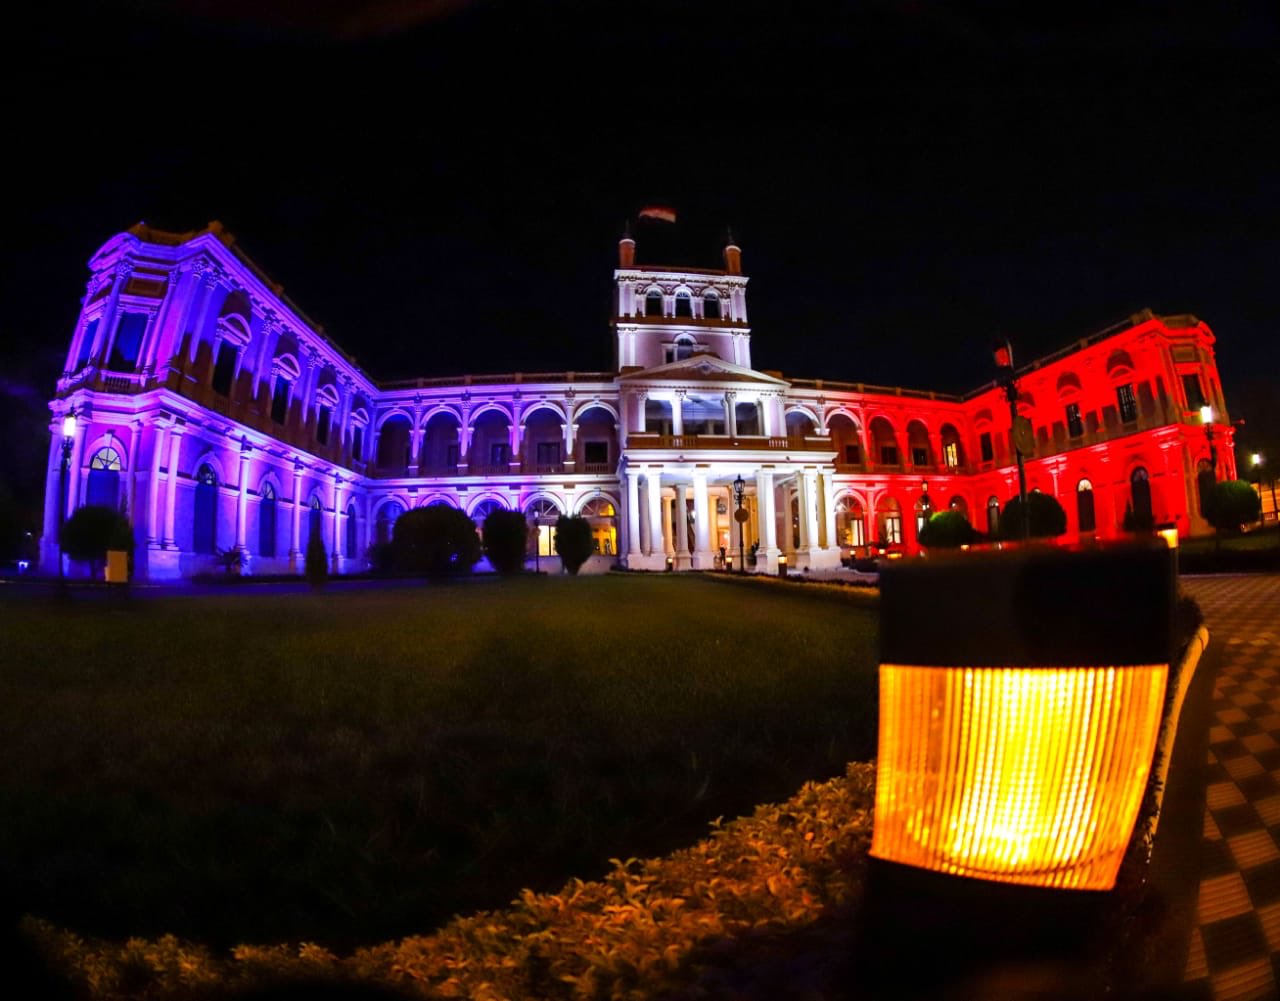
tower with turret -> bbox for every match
[611,225,750,372]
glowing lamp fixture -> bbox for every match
[1252,453,1263,468]
[1158,526,1179,549]
[62,409,78,440]
[871,547,1174,892]
[1199,404,1213,425]
[872,662,1167,890]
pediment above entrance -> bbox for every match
[617,353,789,388]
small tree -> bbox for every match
[483,509,532,575]
[305,530,328,589]
[554,515,594,575]
[390,505,482,576]
[1000,493,1067,541]
[61,505,131,579]
[1208,479,1263,535]
[918,510,979,549]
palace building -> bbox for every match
[41,221,1237,579]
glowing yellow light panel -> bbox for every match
[870,663,1167,890]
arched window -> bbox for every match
[211,340,238,396]
[1130,467,1153,522]
[914,490,933,537]
[376,501,404,545]
[836,496,866,548]
[674,290,692,317]
[580,496,617,555]
[258,483,277,558]
[673,335,696,362]
[309,497,323,545]
[525,497,562,557]
[703,291,721,320]
[1196,459,1215,518]
[345,502,358,558]
[1076,478,1096,534]
[271,375,292,424]
[645,289,663,317]
[877,497,903,547]
[987,496,1001,536]
[471,498,507,528]
[193,464,218,555]
[86,447,123,509]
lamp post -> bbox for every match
[58,407,77,590]
[993,340,1030,541]
[1253,452,1276,526]
[1200,404,1217,480]
[732,473,746,574]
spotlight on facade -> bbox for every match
[870,545,1173,891]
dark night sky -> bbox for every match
[3,1,1279,450]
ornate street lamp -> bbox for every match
[1200,404,1217,480]
[58,407,77,590]
[993,340,1030,540]
[732,473,747,574]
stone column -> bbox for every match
[64,426,85,516]
[563,420,577,471]
[235,444,250,551]
[40,428,62,565]
[91,261,131,365]
[804,471,821,552]
[675,483,689,562]
[163,428,184,547]
[672,391,685,437]
[692,472,713,568]
[725,391,739,438]
[896,430,911,470]
[147,424,166,545]
[755,468,778,571]
[625,470,641,558]
[661,495,674,555]
[127,422,141,522]
[796,474,811,551]
[638,476,652,555]
[646,470,663,556]
[635,392,648,434]
[821,471,838,552]
[289,463,303,572]
[332,476,342,572]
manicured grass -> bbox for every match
[1180,524,1280,555]
[0,576,878,951]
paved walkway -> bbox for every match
[1181,574,1280,1000]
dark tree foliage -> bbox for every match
[61,505,132,578]
[483,509,531,575]
[554,515,594,575]
[918,510,979,549]
[1000,492,1068,540]
[1208,479,1263,534]
[1122,503,1156,535]
[305,531,328,589]
[390,505,481,576]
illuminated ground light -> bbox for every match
[870,662,1167,890]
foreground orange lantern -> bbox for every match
[871,662,1166,889]
[870,545,1174,892]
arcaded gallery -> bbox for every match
[41,222,1237,579]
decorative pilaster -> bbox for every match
[625,470,641,559]
[235,442,251,553]
[163,427,184,547]
[755,468,778,572]
[646,470,663,556]
[692,472,713,568]
[146,424,167,545]
[289,462,303,572]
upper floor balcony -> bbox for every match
[625,433,834,453]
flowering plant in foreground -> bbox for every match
[24,764,877,1001]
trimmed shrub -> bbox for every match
[305,532,328,590]
[999,492,1067,540]
[61,505,132,579]
[483,509,531,575]
[390,505,481,576]
[917,510,978,549]
[554,515,595,575]
[1207,479,1263,534]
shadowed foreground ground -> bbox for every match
[0,575,878,951]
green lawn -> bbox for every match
[1180,524,1280,554]
[0,576,879,952]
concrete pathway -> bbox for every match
[1181,574,1280,1000]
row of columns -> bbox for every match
[623,466,841,570]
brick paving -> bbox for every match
[1181,574,1280,1001]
